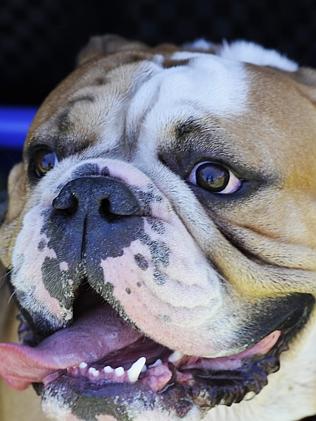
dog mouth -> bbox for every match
[0,287,314,419]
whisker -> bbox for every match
[7,289,17,305]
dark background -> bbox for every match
[0,0,316,192]
[1,0,316,105]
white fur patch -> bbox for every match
[218,40,298,72]
[186,39,298,72]
[128,53,248,137]
[42,391,74,420]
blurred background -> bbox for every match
[0,0,316,195]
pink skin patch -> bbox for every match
[141,364,173,392]
[176,330,281,371]
[100,217,222,357]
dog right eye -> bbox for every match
[30,148,58,179]
[188,161,242,194]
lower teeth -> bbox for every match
[68,356,148,384]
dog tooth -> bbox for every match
[114,367,125,377]
[168,351,184,364]
[244,391,256,401]
[88,367,100,377]
[103,366,114,374]
[141,365,147,373]
[79,362,88,369]
[127,357,146,383]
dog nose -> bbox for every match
[52,176,141,218]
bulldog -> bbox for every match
[1,35,316,421]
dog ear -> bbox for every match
[0,163,26,268]
[292,67,316,103]
[77,34,147,66]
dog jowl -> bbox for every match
[1,36,316,421]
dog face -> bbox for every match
[1,37,316,421]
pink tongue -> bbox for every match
[0,306,142,390]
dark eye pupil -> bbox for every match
[41,153,55,171]
[34,151,57,177]
[196,163,229,192]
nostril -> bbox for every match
[53,192,79,216]
[99,198,122,222]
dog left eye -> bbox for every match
[31,149,58,178]
[188,161,242,194]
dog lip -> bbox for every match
[36,315,303,420]
[36,329,279,396]
[3,287,314,418]
[29,328,282,420]
[0,309,280,392]
[4,296,314,381]
[40,294,315,417]
[5,316,280,392]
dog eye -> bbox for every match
[31,149,58,178]
[188,161,242,194]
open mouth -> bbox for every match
[0,286,314,419]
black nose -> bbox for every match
[52,176,141,219]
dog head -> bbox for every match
[1,36,316,421]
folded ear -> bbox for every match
[292,67,316,103]
[77,34,147,66]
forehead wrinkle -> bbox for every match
[54,95,96,136]
[133,55,250,167]
[160,120,277,181]
[28,54,249,165]
[27,59,157,161]
[25,133,99,161]
[79,59,163,160]
[165,125,242,172]
[126,81,162,159]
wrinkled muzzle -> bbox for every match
[9,158,223,356]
